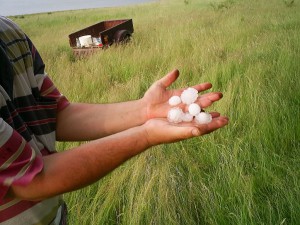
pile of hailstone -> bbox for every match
[167,87,212,124]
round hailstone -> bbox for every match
[182,112,194,122]
[195,112,212,124]
[187,87,198,94]
[180,88,198,105]
[168,96,181,106]
[167,107,184,123]
[188,103,201,116]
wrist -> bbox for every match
[139,97,150,122]
[140,120,161,148]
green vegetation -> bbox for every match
[11,0,300,224]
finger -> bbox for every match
[210,112,221,118]
[200,92,223,100]
[197,92,223,108]
[157,69,180,89]
[198,116,229,135]
[179,112,224,126]
[171,82,213,97]
[173,115,228,137]
[155,122,203,141]
[172,126,203,139]
[191,82,212,92]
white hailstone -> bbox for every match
[168,96,182,106]
[180,88,198,105]
[188,103,201,116]
[167,107,184,123]
[182,112,194,122]
[195,112,212,124]
[187,87,198,94]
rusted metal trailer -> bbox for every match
[69,19,134,57]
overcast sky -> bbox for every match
[0,0,154,16]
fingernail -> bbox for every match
[192,129,200,136]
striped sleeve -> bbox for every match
[0,118,43,200]
[40,76,70,112]
[26,35,70,112]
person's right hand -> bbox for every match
[142,112,229,146]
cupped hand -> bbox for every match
[143,112,229,146]
[142,69,223,120]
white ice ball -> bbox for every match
[180,88,198,105]
[188,103,201,116]
[168,96,181,106]
[187,87,198,94]
[182,112,194,122]
[195,112,212,124]
[167,107,184,123]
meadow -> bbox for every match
[10,0,300,224]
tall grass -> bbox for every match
[10,0,300,224]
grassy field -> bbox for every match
[10,0,300,224]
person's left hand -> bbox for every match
[142,69,223,120]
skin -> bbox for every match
[8,69,229,201]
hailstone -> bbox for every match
[182,112,194,122]
[180,87,198,105]
[188,103,201,116]
[187,87,198,94]
[168,96,181,106]
[195,112,212,124]
[167,107,184,123]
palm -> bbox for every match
[143,78,173,119]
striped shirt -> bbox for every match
[0,16,69,224]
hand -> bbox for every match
[143,112,229,146]
[142,69,223,119]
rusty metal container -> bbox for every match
[69,19,134,57]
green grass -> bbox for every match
[10,0,300,224]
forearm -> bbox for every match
[56,100,147,141]
[9,112,229,201]
[9,126,149,201]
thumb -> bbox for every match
[168,126,201,142]
[191,128,201,136]
[158,69,180,89]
